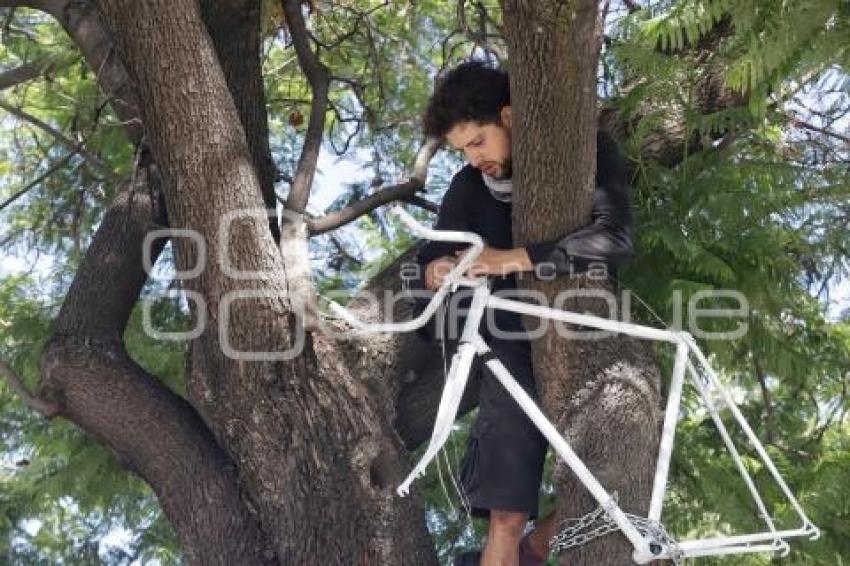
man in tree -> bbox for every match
[413,61,634,566]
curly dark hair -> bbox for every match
[422,61,510,139]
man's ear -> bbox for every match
[501,105,512,129]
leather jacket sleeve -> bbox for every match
[524,133,634,278]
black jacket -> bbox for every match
[409,132,634,343]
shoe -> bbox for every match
[453,550,481,566]
[519,533,547,566]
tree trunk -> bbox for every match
[43,0,439,563]
[200,0,280,240]
[502,2,663,564]
[40,177,275,565]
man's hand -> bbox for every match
[424,255,458,290]
[454,246,533,277]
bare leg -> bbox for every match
[482,509,528,566]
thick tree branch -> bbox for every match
[307,138,440,235]
[42,178,273,565]
[308,179,422,235]
[0,358,59,417]
[9,3,286,544]
[86,2,436,561]
[280,0,329,214]
[328,246,470,449]
[200,0,280,240]
[13,0,286,559]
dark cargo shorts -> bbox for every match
[457,337,549,519]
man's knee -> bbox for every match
[489,509,528,538]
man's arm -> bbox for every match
[525,132,633,277]
[406,171,472,341]
[523,178,634,278]
[413,169,473,269]
[458,181,633,279]
[463,132,634,279]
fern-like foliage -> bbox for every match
[636,0,848,98]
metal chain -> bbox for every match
[550,496,685,565]
[549,504,620,552]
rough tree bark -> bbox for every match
[200,0,280,241]
[20,0,436,562]
[7,0,275,562]
[90,0,435,563]
[40,178,275,565]
[502,1,663,565]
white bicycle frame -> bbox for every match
[326,206,820,564]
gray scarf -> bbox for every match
[482,172,513,203]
